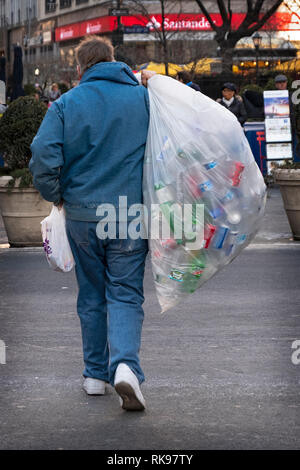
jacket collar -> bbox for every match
[80,61,139,87]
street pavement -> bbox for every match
[0,186,299,450]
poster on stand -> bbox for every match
[264,90,290,118]
[265,117,292,143]
[266,142,293,160]
[263,90,293,161]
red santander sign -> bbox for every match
[55,12,300,42]
[55,16,116,41]
[123,12,299,32]
[122,14,224,31]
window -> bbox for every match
[45,0,57,13]
[76,0,88,4]
[60,0,72,9]
[40,45,53,55]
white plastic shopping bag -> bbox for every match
[143,75,266,312]
[41,206,75,273]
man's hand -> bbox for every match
[141,70,157,87]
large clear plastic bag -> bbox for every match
[41,206,75,273]
[143,75,266,312]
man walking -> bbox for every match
[29,37,151,411]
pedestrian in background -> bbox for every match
[274,74,295,128]
[274,74,289,91]
[176,70,201,92]
[217,82,247,126]
[34,90,41,102]
[49,82,61,103]
[29,36,153,412]
[40,95,50,108]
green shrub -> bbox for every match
[264,78,275,91]
[239,83,264,95]
[278,160,300,170]
[0,96,47,171]
[24,83,36,96]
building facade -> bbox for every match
[0,1,299,87]
[0,1,41,83]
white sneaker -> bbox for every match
[114,363,146,411]
[83,377,106,395]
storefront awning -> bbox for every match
[273,57,300,71]
[137,58,219,76]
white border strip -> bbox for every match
[247,243,300,249]
[1,242,299,254]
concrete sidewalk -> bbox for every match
[0,186,299,450]
[253,185,293,244]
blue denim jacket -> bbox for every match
[29,61,150,221]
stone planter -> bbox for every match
[274,169,300,241]
[0,176,52,247]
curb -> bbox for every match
[0,246,44,253]
[247,242,300,249]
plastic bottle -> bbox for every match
[185,163,214,201]
[154,183,178,234]
[228,161,245,187]
[161,238,179,249]
[154,136,178,185]
[221,189,242,225]
[202,160,233,201]
[204,161,218,171]
[167,246,206,293]
[182,251,206,293]
[203,223,216,248]
[224,230,239,256]
[213,225,230,249]
[154,183,175,204]
[203,193,225,222]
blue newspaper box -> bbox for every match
[244,121,267,176]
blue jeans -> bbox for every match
[66,219,148,386]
